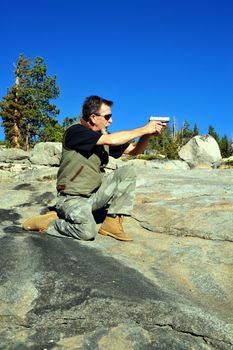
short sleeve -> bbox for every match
[64,124,102,152]
[109,142,129,158]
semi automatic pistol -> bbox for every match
[149,116,170,123]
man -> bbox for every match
[23,95,166,241]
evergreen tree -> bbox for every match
[208,125,220,143]
[0,54,60,148]
[181,120,193,145]
[62,116,80,128]
[39,119,64,142]
[219,134,230,158]
[193,123,199,136]
[148,124,182,159]
[0,86,23,147]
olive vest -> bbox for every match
[57,126,109,197]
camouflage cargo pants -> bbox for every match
[46,163,136,240]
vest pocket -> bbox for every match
[70,166,84,182]
[67,163,102,196]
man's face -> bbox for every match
[92,103,112,131]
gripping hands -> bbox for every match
[144,116,170,135]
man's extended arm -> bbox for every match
[97,121,165,147]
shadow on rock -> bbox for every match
[13,183,36,191]
[0,208,21,224]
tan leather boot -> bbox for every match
[22,211,58,232]
[99,215,133,241]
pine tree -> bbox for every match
[0,54,60,149]
[39,119,64,142]
[208,125,220,143]
[219,134,230,158]
[193,123,199,136]
[0,86,22,147]
[148,124,182,159]
[62,116,80,128]
[181,120,193,145]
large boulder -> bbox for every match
[178,135,222,168]
[29,142,62,166]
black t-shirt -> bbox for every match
[64,124,129,159]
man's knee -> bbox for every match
[72,221,98,241]
[116,163,136,181]
[66,202,97,240]
[80,225,97,241]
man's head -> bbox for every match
[82,95,113,131]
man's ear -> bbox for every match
[89,114,95,126]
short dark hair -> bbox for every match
[82,95,113,121]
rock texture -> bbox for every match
[178,135,222,168]
[0,163,233,350]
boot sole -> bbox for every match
[98,228,133,241]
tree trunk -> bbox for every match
[13,72,21,148]
[12,122,20,149]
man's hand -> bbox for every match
[144,120,167,135]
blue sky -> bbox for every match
[0,0,233,140]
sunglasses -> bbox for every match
[94,113,112,121]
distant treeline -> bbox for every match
[147,122,232,159]
[0,54,232,159]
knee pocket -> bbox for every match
[64,203,92,224]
